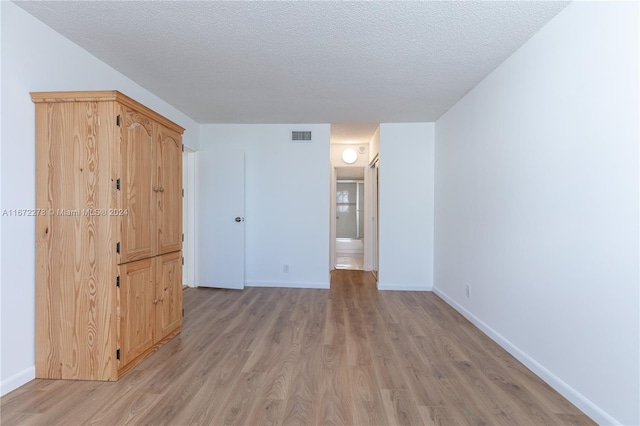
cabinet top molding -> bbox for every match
[30,90,185,134]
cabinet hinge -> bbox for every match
[116,115,121,127]
[182,188,184,197]
[182,233,184,242]
[182,256,184,266]
[182,144,184,152]
[182,308,185,318]
[116,275,120,288]
[116,349,120,361]
[116,178,121,191]
[116,242,120,254]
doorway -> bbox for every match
[336,179,364,269]
[328,123,380,276]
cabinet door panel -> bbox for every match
[156,252,183,341]
[156,124,182,255]
[118,258,155,366]
[120,109,156,262]
[35,100,118,381]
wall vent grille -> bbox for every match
[291,131,312,142]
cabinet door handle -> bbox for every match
[159,187,165,192]
[152,298,158,304]
[153,186,159,192]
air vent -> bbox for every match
[291,131,312,143]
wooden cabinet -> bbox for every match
[33,91,184,381]
[121,108,155,263]
[118,252,183,372]
[118,258,155,367]
[155,251,183,341]
[155,124,183,256]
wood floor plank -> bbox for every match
[212,372,266,426]
[0,272,595,425]
[349,365,390,425]
[380,389,424,426]
[311,343,353,426]
[246,398,285,426]
[383,319,455,409]
[359,284,411,392]
[86,390,162,425]
[315,276,360,425]
[242,289,299,375]
[418,404,471,426]
[281,290,326,425]
[0,411,45,426]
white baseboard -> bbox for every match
[1,366,35,397]
[377,283,432,291]
[432,286,619,426]
[245,280,329,289]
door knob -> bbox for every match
[235,217,242,222]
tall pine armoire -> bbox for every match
[32,91,184,381]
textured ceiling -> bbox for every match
[16,1,568,125]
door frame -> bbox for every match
[364,159,379,275]
[330,166,372,271]
[330,167,337,270]
[182,148,196,287]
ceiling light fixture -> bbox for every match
[342,148,358,164]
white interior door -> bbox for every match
[195,149,245,289]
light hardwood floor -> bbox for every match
[1,270,593,425]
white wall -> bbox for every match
[0,2,200,396]
[434,2,639,425]
[369,126,380,163]
[378,123,434,291]
[199,124,330,288]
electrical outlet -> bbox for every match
[465,285,471,298]
[283,264,289,273]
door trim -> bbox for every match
[182,148,196,287]
[331,166,372,271]
[329,167,337,270]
